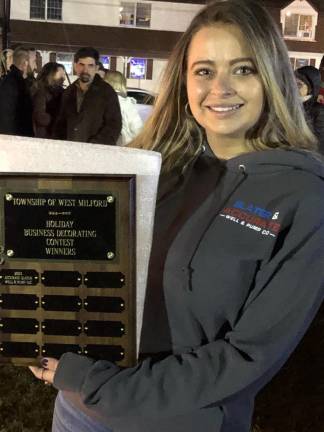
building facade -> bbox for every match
[7,0,324,91]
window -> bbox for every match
[128,58,147,79]
[119,2,151,28]
[56,52,73,75]
[284,13,313,38]
[30,0,45,19]
[47,0,62,20]
[30,0,62,21]
[281,1,318,41]
[100,56,110,70]
[290,57,316,70]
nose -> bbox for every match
[210,73,235,97]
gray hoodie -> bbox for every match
[54,148,324,432]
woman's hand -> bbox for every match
[29,357,59,385]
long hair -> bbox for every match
[130,0,317,172]
[36,62,65,87]
[104,70,127,97]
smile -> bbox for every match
[208,104,243,112]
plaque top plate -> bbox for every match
[4,192,116,261]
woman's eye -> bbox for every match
[195,69,212,77]
[234,65,256,75]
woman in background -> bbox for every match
[295,65,324,154]
[30,1,324,431]
[32,62,65,138]
[104,70,143,145]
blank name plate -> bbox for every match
[0,174,136,367]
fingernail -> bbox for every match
[41,358,48,367]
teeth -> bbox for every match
[209,104,242,112]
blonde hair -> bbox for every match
[0,49,13,75]
[12,47,29,69]
[130,0,317,173]
[104,70,127,97]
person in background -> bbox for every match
[30,2,323,432]
[96,61,106,79]
[25,47,38,96]
[53,46,122,145]
[0,48,13,79]
[0,46,33,136]
[32,62,66,139]
[295,65,324,154]
[104,70,143,145]
[318,55,324,105]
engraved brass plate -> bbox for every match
[0,269,39,286]
[4,193,116,260]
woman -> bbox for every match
[104,70,143,145]
[30,1,324,431]
[0,48,13,79]
[295,65,324,154]
[32,62,65,138]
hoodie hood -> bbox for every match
[221,148,324,179]
[295,66,321,100]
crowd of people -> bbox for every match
[0,46,143,146]
[0,43,323,152]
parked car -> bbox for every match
[127,87,156,122]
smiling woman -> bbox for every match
[29,1,324,432]
[186,24,264,159]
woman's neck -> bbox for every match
[207,136,251,160]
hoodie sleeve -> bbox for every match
[53,190,324,419]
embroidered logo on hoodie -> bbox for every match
[219,200,281,237]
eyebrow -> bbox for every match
[190,57,254,69]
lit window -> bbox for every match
[281,1,318,41]
[100,56,110,70]
[284,14,313,38]
[56,53,73,75]
[128,58,147,79]
[290,57,315,70]
[119,2,151,28]
[30,0,62,21]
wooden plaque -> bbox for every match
[0,174,136,367]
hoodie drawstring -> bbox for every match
[187,164,248,291]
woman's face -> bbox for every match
[296,78,309,97]
[51,67,65,86]
[186,24,264,154]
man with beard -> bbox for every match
[54,47,122,145]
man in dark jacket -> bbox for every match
[54,47,122,145]
[295,65,324,154]
[0,47,34,136]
